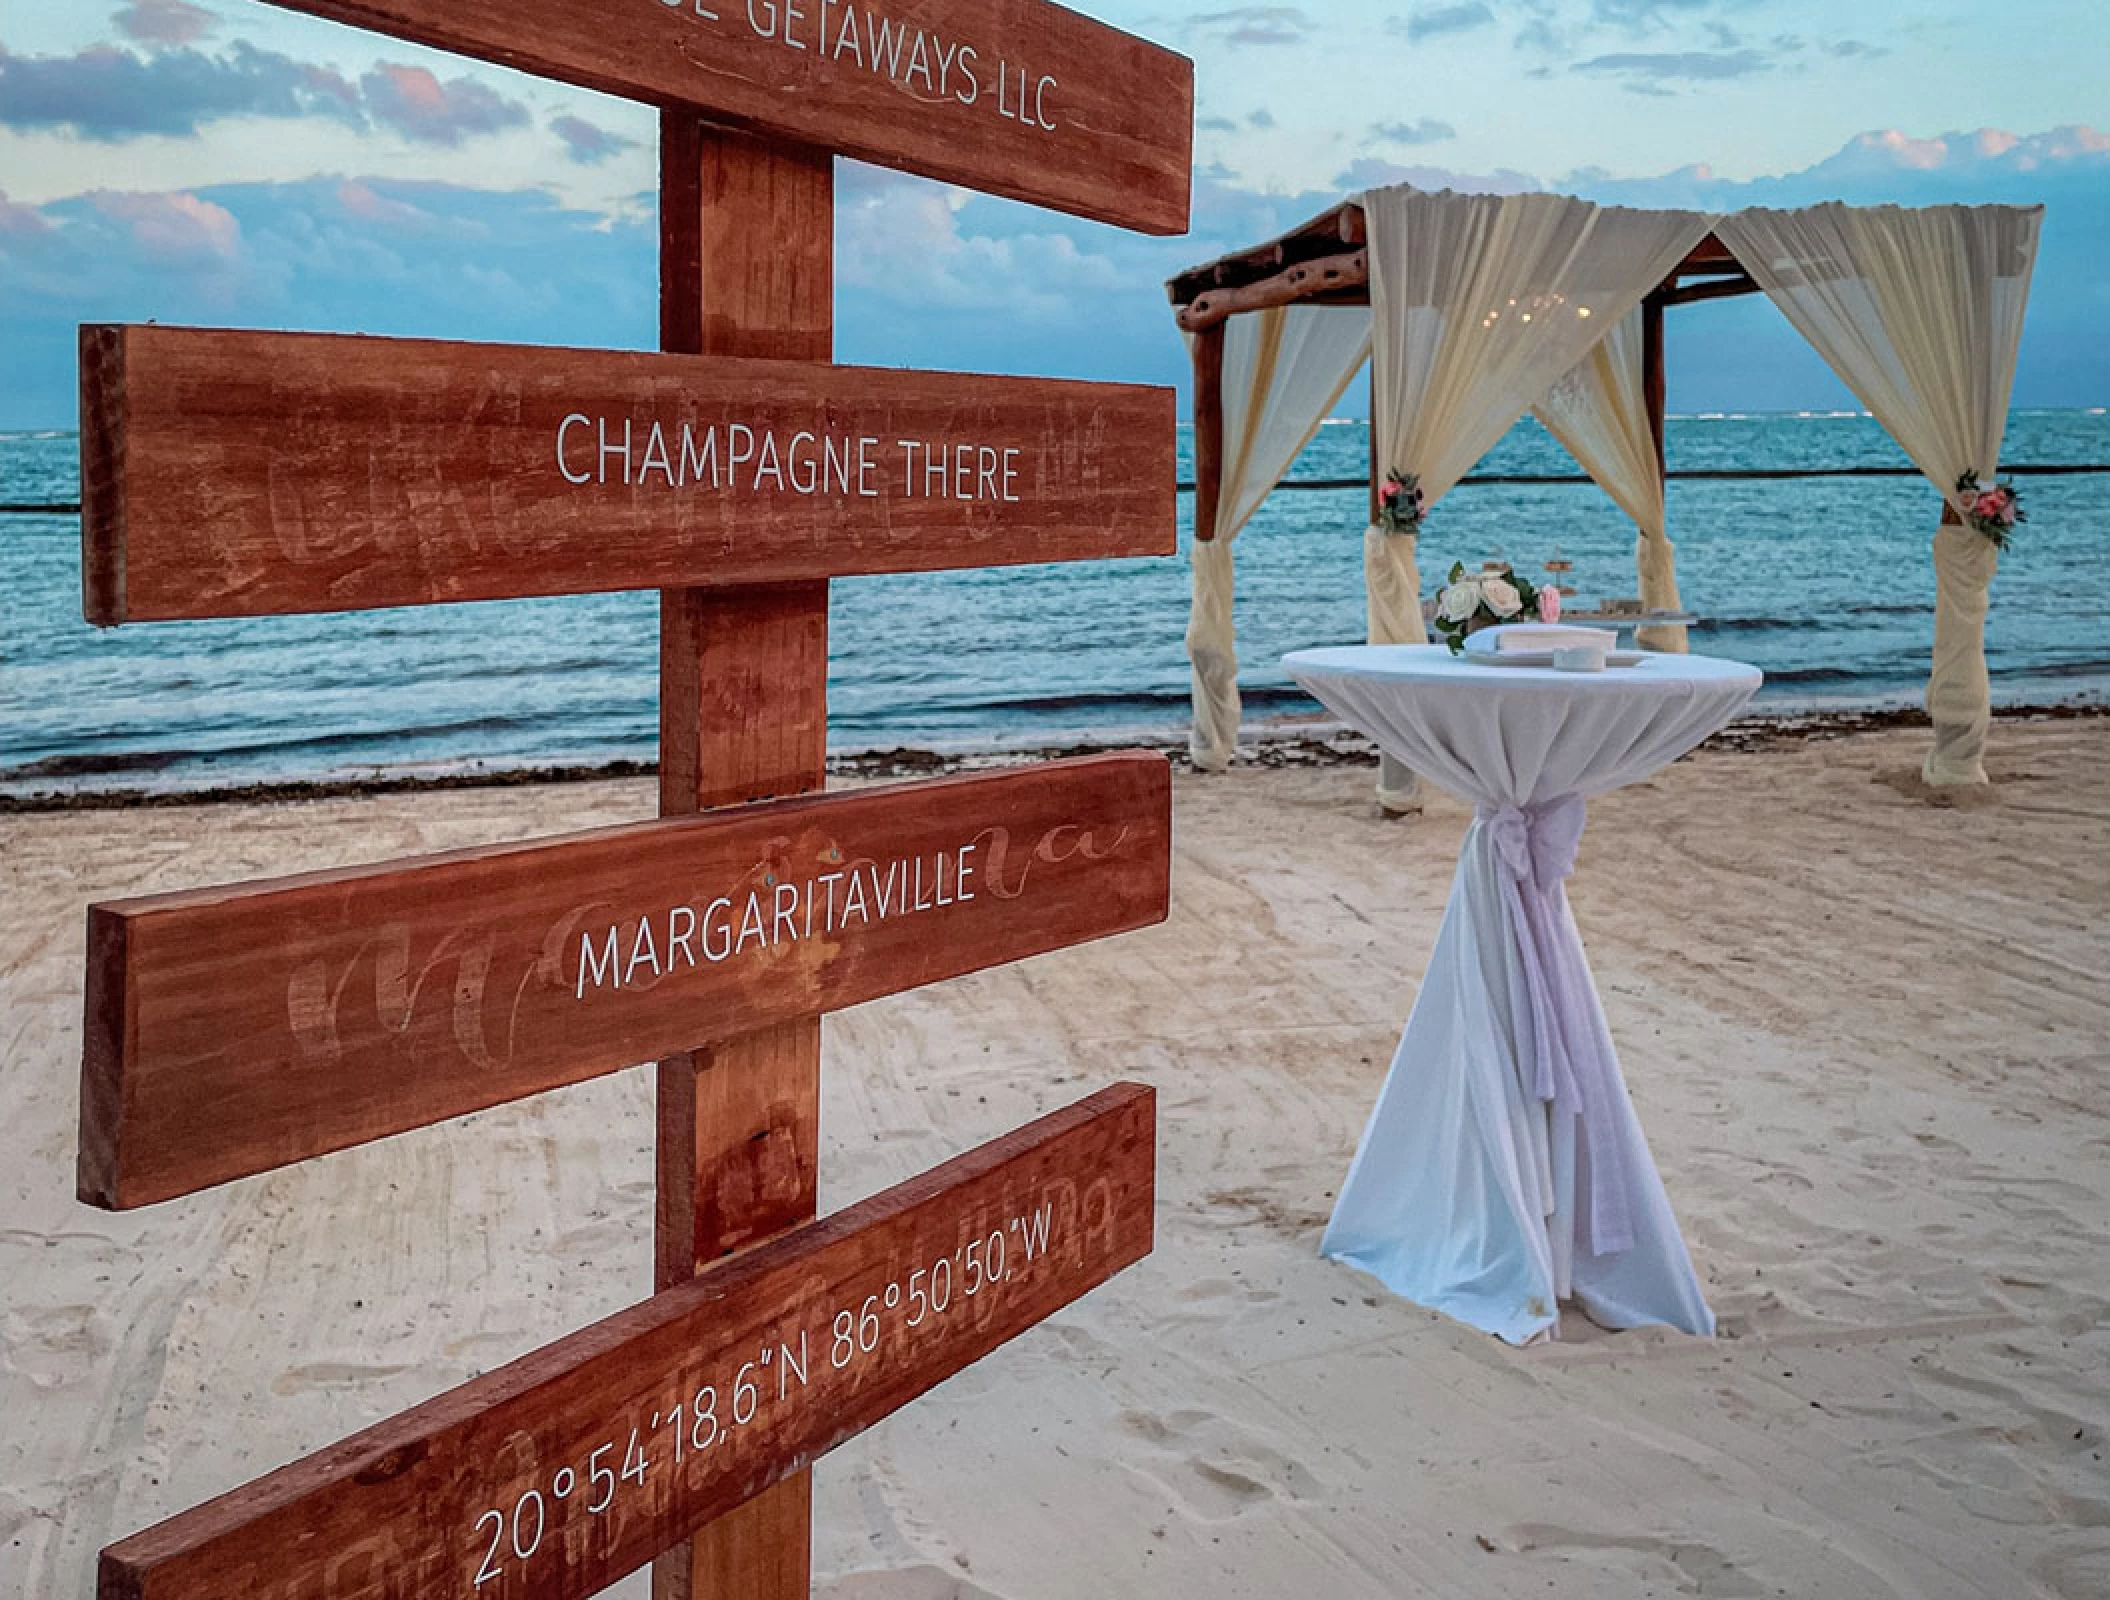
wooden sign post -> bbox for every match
[74,2,1191,1595]
[99,1085,1155,1600]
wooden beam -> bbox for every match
[1176,249,1367,332]
[1672,229,1741,276]
[1642,292,1667,481]
[77,754,1173,1209]
[96,1085,1157,1600]
[1660,273,1762,307]
[655,119,830,1600]
[257,0,1193,235]
[1167,200,1365,306]
[1189,323,1224,541]
[77,325,1175,623]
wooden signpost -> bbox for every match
[82,755,1171,1207]
[75,0,1190,1594]
[252,0,1192,233]
[98,1085,1155,1600]
[79,327,1175,621]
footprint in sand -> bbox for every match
[271,1360,417,1396]
[1115,1407,1324,1523]
[0,1304,111,1390]
[1503,1523,1765,1597]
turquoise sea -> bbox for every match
[3,410,2106,799]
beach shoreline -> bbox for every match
[5,715,2106,1598]
[6,697,2106,812]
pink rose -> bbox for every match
[1999,500,2018,525]
[1537,586,1561,622]
[1380,482,1401,504]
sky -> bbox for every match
[1,0,2106,430]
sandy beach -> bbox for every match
[4,716,2108,1599]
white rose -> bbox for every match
[1482,578,1522,618]
[1438,578,1483,623]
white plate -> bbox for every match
[1470,650,1648,669]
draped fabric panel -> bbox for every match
[1714,203,2042,785]
[1362,186,1714,804]
[1186,304,1372,771]
[1533,308,1688,651]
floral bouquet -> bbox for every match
[1431,561,1559,654]
[1376,469,1425,537]
[1955,470,2023,551]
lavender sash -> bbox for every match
[1478,796,1634,1256]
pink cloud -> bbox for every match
[360,62,529,146]
[335,179,432,227]
[91,189,240,262]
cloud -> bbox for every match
[1827,39,1888,60]
[551,113,639,166]
[1372,117,1457,146]
[0,41,360,140]
[1197,115,1238,132]
[1336,155,1539,193]
[1189,7,1312,47]
[1591,0,1750,29]
[1559,125,2110,409]
[1572,48,1772,87]
[0,190,52,238]
[2,123,2106,429]
[1399,3,1494,43]
[359,62,531,146]
[113,0,218,46]
[90,189,240,262]
[1248,108,1277,129]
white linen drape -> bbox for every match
[1362,186,1714,806]
[1286,644,1761,1342]
[1186,304,1373,771]
[1533,309,1688,651]
[1714,203,2042,785]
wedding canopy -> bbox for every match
[1169,185,2043,797]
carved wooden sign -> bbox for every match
[79,325,1176,622]
[80,753,1169,1208]
[97,1084,1155,1600]
[258,0,1191,234]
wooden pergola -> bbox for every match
[1166,200,1762,540]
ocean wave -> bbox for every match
[0,714,541,781]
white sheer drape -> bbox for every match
[1186,304,1372,771]
[1534,308,1688,651]
[1362,186,1714,806]
[1715,203,2042,785]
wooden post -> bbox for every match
[1642,288,1667,480]
[1190,321,1224,541]
[654,113,830,1600]
[1367,365,1380,524]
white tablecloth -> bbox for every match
[1284,644,1762,1343]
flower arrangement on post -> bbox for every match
[1431,561,1558,654]
[1376,469,1425,537]
[1955,470,2024,551]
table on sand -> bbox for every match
[1285,644,1760,1344]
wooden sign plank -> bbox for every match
[98,1083,1156,1600]
[79,753,1171,1209]
[78,325,1177,624]
[256,0,1191,235]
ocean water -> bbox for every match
[2,411,2106,799]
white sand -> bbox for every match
[4,721,2108,1598]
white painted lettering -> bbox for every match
[557,413,593,485]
